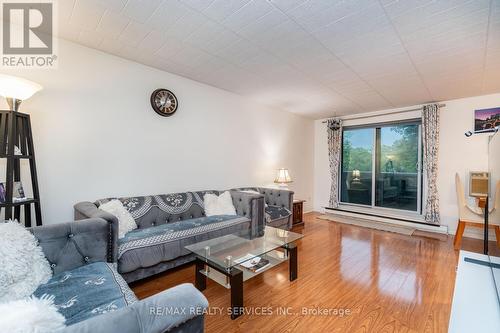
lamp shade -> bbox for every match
[274,168,292,184]
[352,169,361,178]
[0,74,43,100]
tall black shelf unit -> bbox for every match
[0,110,42,226]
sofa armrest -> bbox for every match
[257,188,294,229]
[74,201,119,262]
[74,201,117,224]
[29,218,116,275]
[60,283,208,333]
[257,188,294,209]
[230,190,265,237]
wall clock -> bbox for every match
[150,88,178,117]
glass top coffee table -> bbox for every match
[185,226,303,319]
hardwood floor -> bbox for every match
[131,212,499,333]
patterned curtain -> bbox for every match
[422,104,441,224]
[327,118,343,208]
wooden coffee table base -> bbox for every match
[194,243,298,320]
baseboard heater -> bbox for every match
[324,206,439,228]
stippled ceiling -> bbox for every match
[54,0,500,118]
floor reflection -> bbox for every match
[338,226,426,305]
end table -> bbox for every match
[292,199,305,226]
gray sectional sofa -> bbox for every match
[29,218,208,332]
[74,190,265,283]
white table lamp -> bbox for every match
[274,168,293,188]
[352,169,361,182]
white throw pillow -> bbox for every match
[0,295,65,333]
[99,200,138,239]
[0,220,52,302]
[204,191,237,216]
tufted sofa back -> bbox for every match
[258,188,292,208]
[235,187,293,208]
[95,191,220,229]
[30,218,113,275]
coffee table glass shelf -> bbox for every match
[185,226,303,319]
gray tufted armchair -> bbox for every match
[232,187,294,229]
[29,218,208,333]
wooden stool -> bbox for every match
[453,221,500,250]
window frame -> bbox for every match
[339,118,424,218]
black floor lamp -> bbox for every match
[0,74,43,226]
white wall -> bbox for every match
[0,39,314,224]
[314,93,499,236]
[439,95,495,237]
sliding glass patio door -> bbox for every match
[341,121,422,214]
[341,128,373,206]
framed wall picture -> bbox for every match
[474,107,500,133]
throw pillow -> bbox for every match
[0,220,52,302]
[99,200,137,239]
[0,295,65,333]
[204,191,237,216]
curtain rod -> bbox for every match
[321,103,446,123]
